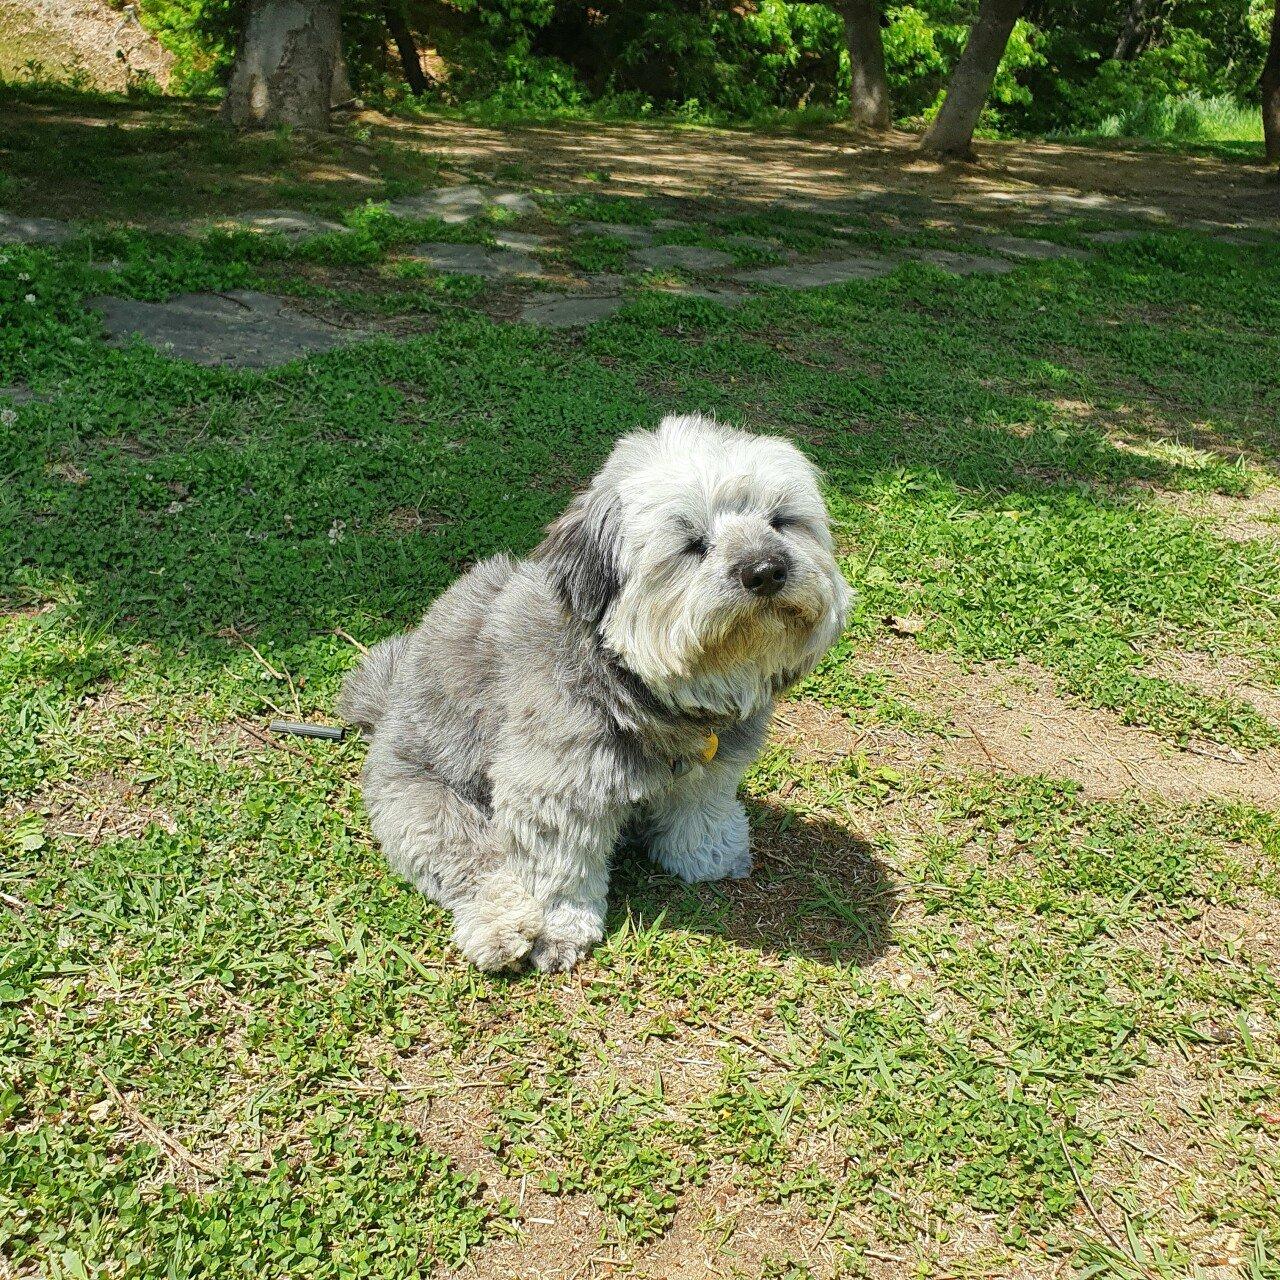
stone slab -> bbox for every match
[0,384,35,405]
[520,294,624,329]
[635,244,734,272]
[222,209,347,239]
[383,185,487,223]
[492,229,548,251]
[384,185,537,224]
[404,242,543,278]
[492,192,538,216]
[90,291,369,369]
[973,233,1092,262]
[572,221,656,246]
[1085,229,1147,244]
[904,248,1016,275]
[733,257,895,289]
[0,213,75,245]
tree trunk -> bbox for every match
[840,0,891,130]
[1112,0,1164,61]
[384,4,430,95]
[221,0,342,130]
[919,0,1026,160]
[1263,1,1280,166]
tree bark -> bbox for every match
[840,0,891,131]
[1112,0,1165,61]
[1263,1,1280,166]
[384,3,430,95]
[221,0,342,130]
[919,0,1026,160]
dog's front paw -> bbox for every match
[530,934,590,973]
[529,901,604,973]
[651,801,751,884]
[452,881,542,972]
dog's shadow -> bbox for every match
[609,798,898,968]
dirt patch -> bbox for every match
[1069,1042,1277,1277]
[0,0,173,90]
[1141,648,1280,725]
[1151,486,1280,541]
[830,636,1280,808]
[375,117,1278,235]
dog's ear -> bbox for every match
[535,486,622,627]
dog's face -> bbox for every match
[538,415,850,716]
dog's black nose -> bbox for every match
[739,555,789,597]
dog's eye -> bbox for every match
[684,535,708,557]
[770,513,795,531]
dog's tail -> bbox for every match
[337,634,409,733]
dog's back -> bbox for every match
[338,553,519,760]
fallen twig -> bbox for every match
[97,1069,218,1177]
[332,626,369,655]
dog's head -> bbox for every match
[536,414,850,716]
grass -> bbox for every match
[3,90,1280,1278]
[1056,92,1267,163]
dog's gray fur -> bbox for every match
[340,414,850,972]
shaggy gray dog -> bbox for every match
[339,414,850,972]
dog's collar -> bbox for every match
[671,731,719,778]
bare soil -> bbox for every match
[0,0,172,90]
[376,115,1280,233]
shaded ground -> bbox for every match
[2,90,1280,1280]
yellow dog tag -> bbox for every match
[700,732,719,764]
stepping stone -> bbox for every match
[724,234,783,252]
[733,257,895,289]
[492,229,548,252]
[904,248,1015,276]
[384,185,537,224]
[1085,229,1147,244]
[385,185,490,223]
[572,221,655,246]
[520,294,623,329]
[0,385,35,405]
[404,242,543,278]
[492,192,538,217]
[0,213,75,245]
[636,244,733,272]
[651,218,689,231]
[648,282,744,307]
[222,209,347,239]
[973,233,1092,262]
[89,291,369,369]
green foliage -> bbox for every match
[3,100,1280,1274]
[15,0,1273,140]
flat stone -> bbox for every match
[651,218,689,230]
[572,221,655,245]
[384,185,538,224]
[733,257,895,289]
[384,184,490,223]
[89,291,369,369]
[222,209,347,239]
[492,229,548,251]
[648,282,744,307]
[520,294,623,329]
[904,248,1015,276]
[0,213,75,245]
[973,233,1092,262]
[492,191,538,216]
[724,234,783,252]
[0,384,35,406]
[1085,229,1147,244]
[404,242,543,278]
[635,244,733,272]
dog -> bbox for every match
[339,414,850,972]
